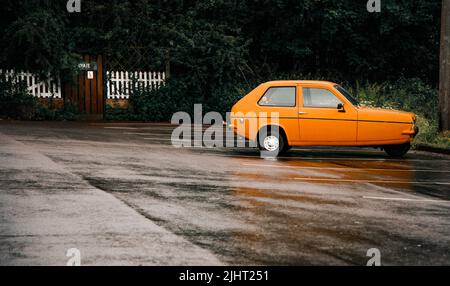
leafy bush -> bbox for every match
[34,101,79,121]
[0,73,78,121]
[349,78,439,121]
[105,105,135,121]
[414,115,439,143]
[0,74,37,120]
[413,115,450,149]
[126,80,192,122]
[106,79,256,122]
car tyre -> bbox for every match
[384,143,411,158]
[281,144,292,155]
[258,129,285,158]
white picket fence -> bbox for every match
[0,69,62,98]
[1,69,165,100]
[106,71,165,99]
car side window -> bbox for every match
[302,88,342,108]
[258,87,296,107]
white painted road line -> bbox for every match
[293,177,450,185]
[242,163,450,173]
[363,196,450,203]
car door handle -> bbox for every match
[298,112,308,115]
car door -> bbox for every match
[256,85,300,144]
[298,84,357,145]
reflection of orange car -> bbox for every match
[230,81,418,157]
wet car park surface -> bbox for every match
[0,121,449,265]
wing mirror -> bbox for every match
[337,103,345,113]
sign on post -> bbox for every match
[77,62,98,71]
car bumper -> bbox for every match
[402,126,419,137]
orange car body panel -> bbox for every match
[230,81,416,147]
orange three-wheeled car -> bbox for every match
[229,81,418,157]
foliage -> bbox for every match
[0,73,78,121]
[413,116,450,150]
[34,100,79,121]
[109,79,252,122]
[0,74,37,120]
[414,115,439,145]
[126,80,191,122]
[104,105,134,121]
[0,1,80,80]
[348,78,439,121]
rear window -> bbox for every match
[258,87,296,107]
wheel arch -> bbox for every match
[256,125,289,147]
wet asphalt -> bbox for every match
[0,121,449,266]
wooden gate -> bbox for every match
[63,55,104,120]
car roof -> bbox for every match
[262,80,337,87]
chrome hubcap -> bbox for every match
[263,136,279,152]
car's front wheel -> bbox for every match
[258,129,285,157]
[383,143,411,157]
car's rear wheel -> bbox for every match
[383,143,411,157]
[258,129,285,157]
